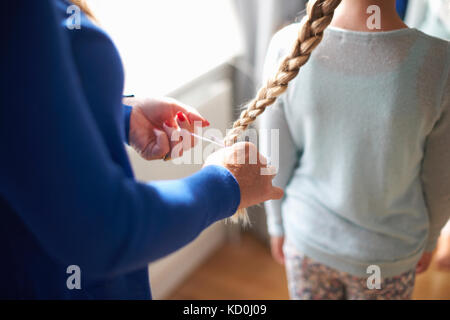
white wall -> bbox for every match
[89,0,243,97]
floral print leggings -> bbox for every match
[283,240,416,300]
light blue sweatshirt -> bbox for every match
[260,25,450,278]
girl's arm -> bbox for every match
[260,102,299,236]
[421,61,450,252]
[259,29,301,237]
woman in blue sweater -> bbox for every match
[0,0,283,299]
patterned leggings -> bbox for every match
[284,240,416,300]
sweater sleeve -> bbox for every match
[259,28,301,237]
[0,0,240,279]
[421,55,450,252]
[123,104,133,144]
[260,102,299,236]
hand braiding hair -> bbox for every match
[227,0,342,223]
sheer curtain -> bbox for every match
[405,0,450,40]
[232,0,306,108]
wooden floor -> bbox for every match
[169,233,450,300]
[412,238,450,300]
[169,233,289,299]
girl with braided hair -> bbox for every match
[232,0,449,299]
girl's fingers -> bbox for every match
[271,241,285,265]
[416,265,424,274]
[277,252,285,265]
[416,257,430,274]
[274,248,284,265]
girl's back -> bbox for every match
[261,24,450,277]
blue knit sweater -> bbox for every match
[0,0,240,299]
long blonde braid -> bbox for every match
[227,0,342,223]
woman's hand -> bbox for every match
[124,97,209,160]
[204,142,284,210]
[416,252,433,274]
[270,236,285,265]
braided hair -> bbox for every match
[227,0,342,223]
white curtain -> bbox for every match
[405,0,450,40]
[232,0,307,107]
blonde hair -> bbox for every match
[71,0,97,22]
[227,0,342,223]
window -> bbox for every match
[89,0,243,96]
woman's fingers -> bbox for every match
[260,165,277,177]
[176,103,209,127]
[162,111,200,159]
[186,110,209,127]
[205,142,284,210]
[270,186,284,200]
[175,112,197,148]
[149,128,170,160]
[261,166,282,200]
[167,98,210,127]
[162,121,183,159]
[185,108,209,127]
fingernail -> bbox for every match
[176,111,186,122]
[164,120,173,128]
[204,119,210,126]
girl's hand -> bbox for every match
[125,97,209,160]
[435,233,450,271]
[416,252,433,274]
[270,236,285,265]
